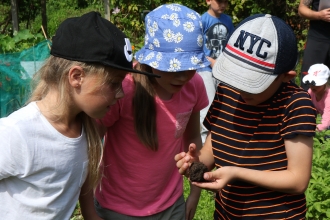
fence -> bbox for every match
[0,40,50,118]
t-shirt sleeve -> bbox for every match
[192,73,209,113]
[281,91,317,139]
[0,121,26,180]
[203,84,221,131]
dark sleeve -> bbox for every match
[281,91,317,139]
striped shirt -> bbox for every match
[204,82,316,219]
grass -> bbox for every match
[183,177,215,220]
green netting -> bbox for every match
[0,40,50,118]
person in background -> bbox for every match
[198,0,234,144]
[298,0,330,90]
[0,12,156,220]
[303,63,330,131]
[176,14,317,219]
[93,4,210,220]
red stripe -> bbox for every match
[226,44,275,68]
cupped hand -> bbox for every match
[191,166,236,192]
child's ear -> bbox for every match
[68,66,85,88]
[206,0,211,5]
[282,70,297,82]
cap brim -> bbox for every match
[213,52,277,94]
[51,52,160,78]
[102,61,160,78]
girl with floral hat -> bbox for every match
[303,63,330,131]
[93,3,210,220]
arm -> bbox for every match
[298,0,330,22]
[193,134,313,194]
[206,56,216,68]
[79,177,103,220]
[182,112,202,220]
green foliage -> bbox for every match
[0,29,44,54]
[1,0,308,54]
[305,130,330,220]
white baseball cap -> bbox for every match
[302,63,330,86]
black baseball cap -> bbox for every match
[50,11,159,78]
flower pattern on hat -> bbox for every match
[134,3,210,72]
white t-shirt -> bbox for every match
[0,102,88,220]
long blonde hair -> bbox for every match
[132,63,159,151]
[27,55,115,189]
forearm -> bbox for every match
[79,181,102,220]
[183,112,203,152]
[199,131,215,171]
[298,0,321,20]
[189,181,202,197]
[234,136,313,194]
[233,167,311,194]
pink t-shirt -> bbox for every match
[308,88,330,130]
[95,74,208,216]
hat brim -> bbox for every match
[51,52,160,78]
[135,48,210,72]
[213,51,277,94]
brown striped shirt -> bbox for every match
[204,82,316,219]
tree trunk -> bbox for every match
[10,0,19,34]
[104,0,110,21]
[41,0,47,37]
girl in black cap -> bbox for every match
[0,11,154,219]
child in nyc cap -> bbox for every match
[175,14,317,219]
[303,63,330,131]
[93,4,209,220]
[0,11,155,220]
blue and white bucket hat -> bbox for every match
[135,3,210,72]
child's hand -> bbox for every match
[174,143,200,176]
[191,166,236,192]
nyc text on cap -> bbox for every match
[213,14,297,94]
[50,11,159,77]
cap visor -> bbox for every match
[213,52,277,94]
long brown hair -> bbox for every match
[27,55,118,189]
[132,63,159,151]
